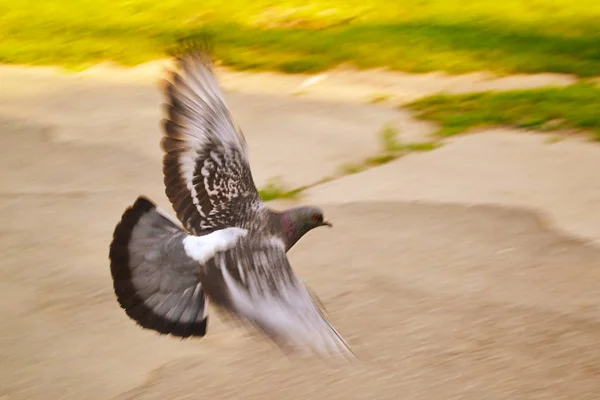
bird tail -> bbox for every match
[109,196,208,338]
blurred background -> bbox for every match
[1,1,599,399]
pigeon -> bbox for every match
[108,49,353,358]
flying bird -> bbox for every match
[108,49,352,358]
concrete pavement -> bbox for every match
[0,66,598,400]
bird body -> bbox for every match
[109,48,352,358]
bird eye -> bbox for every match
[312,214,322,222]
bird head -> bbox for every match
[294,206,332,229]
[280,206,332,250]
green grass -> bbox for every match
[379,125,401,153]
[379,124,441,154]
[339,125,439,174]
[369,93,392,104]
[261,124,440,198]
[258,178,301,201]
[406,82,600,140]
[339,163,367,175]
[1,0,600,75]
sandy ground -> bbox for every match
[5,60,577,102]
[0,66,599,400]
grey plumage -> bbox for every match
[108,48,352,358]
[161,51,262,235]
[110,197,207,337]
[203,235,350,356]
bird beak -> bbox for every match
[322,220,333,228]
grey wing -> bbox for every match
[161,51,263,235]
[109,197,208,337]
[199,236,353,358]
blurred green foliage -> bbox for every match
[1,0,599,75]
[407,83,600,139]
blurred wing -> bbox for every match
[195,236,353,358]
[109,197,208,338]
[161,51,263,235]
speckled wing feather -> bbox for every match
[195,236,353,358]
[161,51,263,235]
[109,197,208,337]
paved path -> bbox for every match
[1,66,598,400]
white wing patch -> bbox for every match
[183,228,248,264]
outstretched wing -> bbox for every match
[109,196,208,338]
[185,234,353,358]
[161,51,263,235]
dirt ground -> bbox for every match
[0,66,598,400]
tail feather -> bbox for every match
[109,196,208,338]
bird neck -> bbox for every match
[277,209,310,251]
